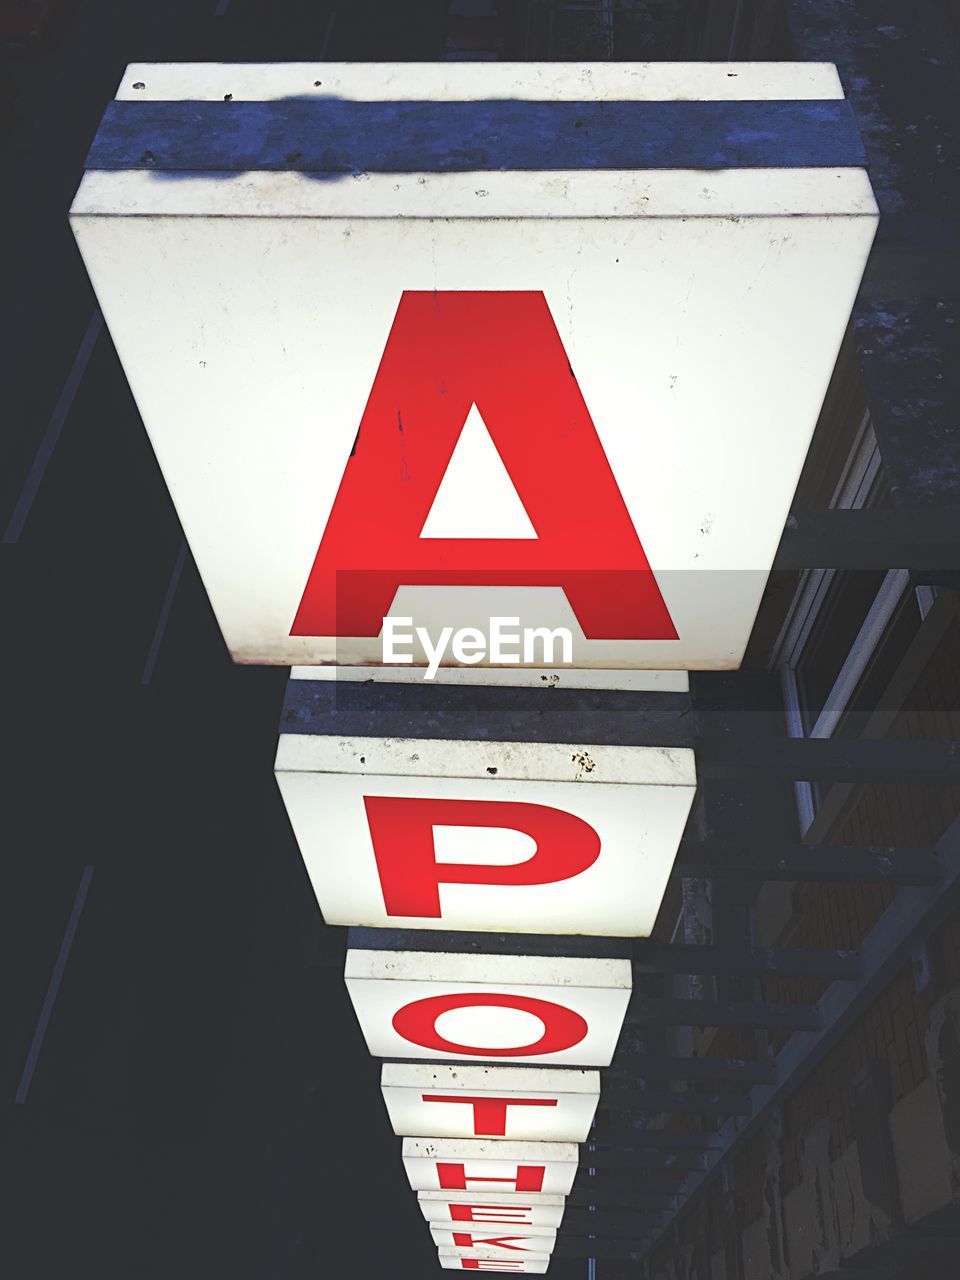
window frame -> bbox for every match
[770,414,932,833]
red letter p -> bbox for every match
[364,796,601,917]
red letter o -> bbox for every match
[391,991,588,1057]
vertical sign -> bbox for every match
[73,57,875,1278]
[345,949,632,1066]
[381,1064,601,1141]
[276,731,696,937]
[71,62,877,672]
[402,1138,579,1196]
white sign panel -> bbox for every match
[419,1191,566,1229]
[277,735,695,937]
[403,1138,578,1196]
[439,1251,551,1273]
[381,1063,600,1141]
[345,949,631,1066]
[432,1227,557,1255]
[71,62,876,672]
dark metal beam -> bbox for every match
[578,1167,691,1182]
[774,508,960,570]
[632,940,861,979]
[605,1056,776,1085]
[627,996,820,1031]
[806,1272,899,1280]
[560,1226,659,1243]
[890,1234,960,1257]
[698,737,960,785]
[638,816,960,1265]
[583,1149,707,1172]
[554,1238,649,1260]
[562,1210,670,1235]
[600,1089,752,1116]
[588,1132,721,1152]
[565,1190,677,1212]
[674,840,939,885]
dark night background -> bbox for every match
[5,2,960,1279]
[0,3,542,1278]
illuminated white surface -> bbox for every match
[289,664,689,691]
[114,61,846,102]
[439,1250,551,1273]
[345,950,631,1066]
[431,1226,557,1253]
[71,64,876,671]
[381,1064,600,1140]
[278,735,693,785]
[419,1191,566,1228]
[276,735,695,937]
[403,1138,578,1195]
[421,404,537,540]
[75,166,874,220]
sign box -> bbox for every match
[419,1191,567,1229]
[345,949,632,1066]
[402,1138,578,1195]
[431,1226,557,1252]
[71,62,876,672]
[380,1063,600,1141]
[439,1252,551,1273]
[276,732,695,937]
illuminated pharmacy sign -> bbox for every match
[380,1064,600,1142]
[71,61,876,672]
[345,949,631,1067]
[72,56,876,1276]
[276,734,695,937]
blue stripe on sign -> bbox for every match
[87,98,866,173]
[278,680,695,749]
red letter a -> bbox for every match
[290,291,676,641]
